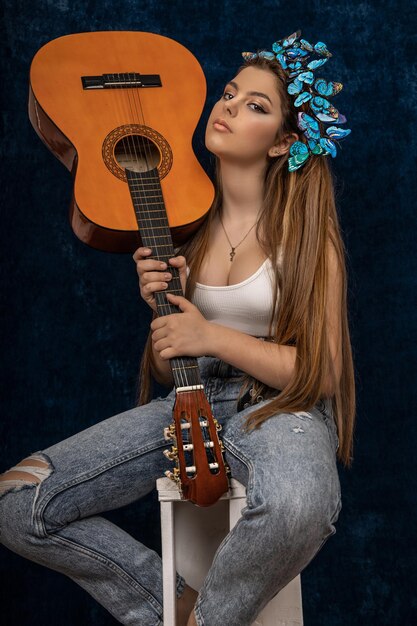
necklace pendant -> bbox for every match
[229,248,236,262]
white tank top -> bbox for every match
[190,256,278,337]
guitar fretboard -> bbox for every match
[126,167,202,390]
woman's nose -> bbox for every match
[224,101,237,117]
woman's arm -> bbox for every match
[152,239,343,396]
[209,239,343,395]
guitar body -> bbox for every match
[28,31,214,252]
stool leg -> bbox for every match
[161,499,177,626]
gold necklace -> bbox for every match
[218,215,257,262]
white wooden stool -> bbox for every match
[157,476,303,626]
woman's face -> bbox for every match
[205,66,283,166]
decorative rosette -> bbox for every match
[242,30,351,172]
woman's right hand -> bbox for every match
[132,247,188,313]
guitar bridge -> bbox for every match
[81,73,162,90]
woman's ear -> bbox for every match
[268,132,300,158]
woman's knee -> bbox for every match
[0,453,52,492]
[245,479,341,553]
[0,453,53,552]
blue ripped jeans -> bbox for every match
[0,357,341,626]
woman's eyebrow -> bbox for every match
[225,80,273,106]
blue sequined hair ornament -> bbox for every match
[242,30,351,172]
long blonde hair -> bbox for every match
[138,55,356,468]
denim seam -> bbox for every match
[33,437,168,537]
[195,442,254,624]
[46,531,163,616]
[322,415,339,452]
[194,601,205,626]
[298,494,341,574]
[312,405,339,452]
[222,438,255,507]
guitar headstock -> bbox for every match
[163,389,230,507]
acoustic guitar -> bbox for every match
[28,31,230,506]
[28,30,214,253]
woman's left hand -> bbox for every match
[150,293,214,360]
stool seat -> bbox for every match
[157,477,303,626]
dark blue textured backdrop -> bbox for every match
[1,1,416,624]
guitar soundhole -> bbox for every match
[114,135,160,173]
[102,124,173,182]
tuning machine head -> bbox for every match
[164,467,181,484]
[164,423,177,441]
[163,446,178,461]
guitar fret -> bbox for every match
[129,179,160,187]
[141,236,170,241]
[131,200,165,205]
[145,254,171,263]
[130,194,163,200]
[136,217,168,223]
[161,288,183,294]
[133,207,167,213]
[141,226,171,232]
[130,187,162,193]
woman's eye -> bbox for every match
[221,93,266,114]
[249,103,266,114]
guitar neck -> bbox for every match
[126,167,202,391]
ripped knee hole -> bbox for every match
[0,453,53,495]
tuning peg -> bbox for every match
[164,468,181,483]
[213,418,222,432]
[164,424,176,440]
[163,446,178,461]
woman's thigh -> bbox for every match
[221,400,342,524]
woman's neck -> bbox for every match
[219,160,265,223]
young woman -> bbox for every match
[0,32,355,626]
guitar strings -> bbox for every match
[122,69,187,386]
[112,51,194,411]
[126,55,191,394]
[125,62,192,394]
[113,45,204,459]
[122,65,141,173]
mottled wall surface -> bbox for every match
[0,1,416,624]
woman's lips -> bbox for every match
[213,119,232,132]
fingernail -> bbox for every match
[160,262,167,269]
